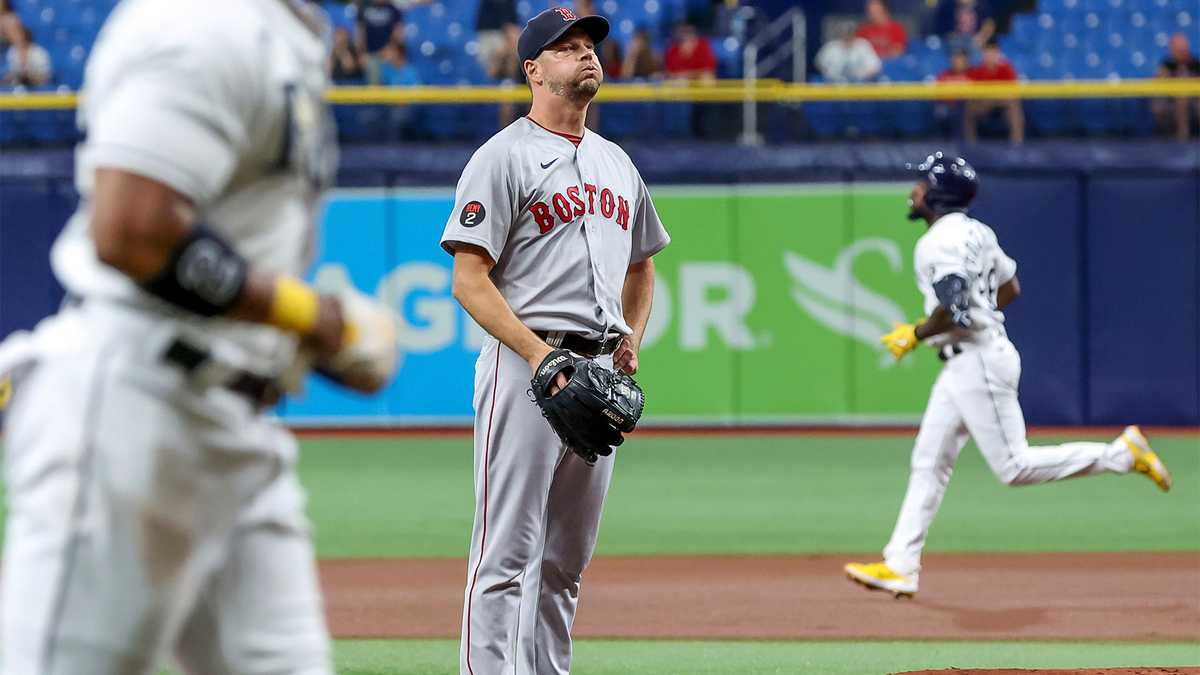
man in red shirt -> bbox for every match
[934,49,972,135]
[665,22,717,80]
[964,42,1024,143]
[856,0,908,59]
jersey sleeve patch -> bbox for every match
[460,201,486,228]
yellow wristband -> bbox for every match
[268,276,320,335]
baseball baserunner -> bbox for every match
[0,1,399,672]
[442,7,670,674]
[844,152,1173,599]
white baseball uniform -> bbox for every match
[881,212,1134,578]
[0,1,337,673]
[441,117,669,675]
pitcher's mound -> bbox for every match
[895,669,1200,674]
[897,662,1200,667]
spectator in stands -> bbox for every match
[938,0,994,54]
[574,0,597,17]
[624,28,663,80]
[586,25,623,131]
[3,23,51,87]
[815,24,881,83]
[357,0,428,82]
[856,0,907,59]
[964,42,1023,144]
[598,36,623,80]
[492,27,527,128]
[357,0,406,56]
[379,40,420,86]
[935,48,971,135]
[378,40,420,137]
[1153,33,1200,140]
[0,1,15,52]
[475,0,518,79]
[330,26,367,84]
[665,22,717,81]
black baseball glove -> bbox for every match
[530,349,645,464]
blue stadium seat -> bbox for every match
[881,57,919,82]
[659,102,692,138]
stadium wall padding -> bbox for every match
[1,170,1197,426]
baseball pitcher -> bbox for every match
[0,1,398,672]
[441,8,670,674]
[844,153,1173,598]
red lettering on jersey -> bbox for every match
[552,192,572,223]
[616,196,630,230]
[530,201,555,234]
[566,186,586,217]
[600,188,615,218]
[583,183,597,214]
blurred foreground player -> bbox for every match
[0,1,399,672]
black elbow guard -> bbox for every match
[140,224,248,316]
[933,274,973,328]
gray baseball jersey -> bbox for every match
[914,212,1017,348]
[51,0,336,372]
[446,117,669,675]
[440,116,670,338]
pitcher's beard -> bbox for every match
[548,75,600,103]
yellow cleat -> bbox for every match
[844,561,918,598]
[1121,425,1172,492]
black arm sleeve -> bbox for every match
[932,274,973,329]
[140,224,248,316]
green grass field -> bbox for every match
[330,639,1200,675]
[6,431,1197,673]
[287,431,1199,673]
[301,433,1200,558]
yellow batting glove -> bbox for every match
[880,322,919,361]
[0,376,11,410]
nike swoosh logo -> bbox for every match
[541,158,559,169]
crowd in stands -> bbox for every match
[313,0,1198,142]
[810,0,1198,141]
[1,0,51,87]
[0,0,1195,143]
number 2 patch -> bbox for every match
[460,201,486,227]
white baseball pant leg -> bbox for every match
[461,337,615,675]
[172,467,332,675]
[884,338,1132,575]
[1,306,332,675]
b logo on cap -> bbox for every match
[553,7,577,20]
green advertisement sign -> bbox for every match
[636,184,939,423]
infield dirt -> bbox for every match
[318,551,1199,642]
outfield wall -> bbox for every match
[1,176,1197,426]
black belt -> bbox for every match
[535,331,622,357]
[163,339,282,409]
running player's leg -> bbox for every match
[953,340,1131,486]
[882,368,970,576]
[173,444,332,675]
[532,417,617,675]
[461,337,564,675]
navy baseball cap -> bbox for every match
[518,7,610,63]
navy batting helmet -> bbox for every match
[909,152,978,213]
